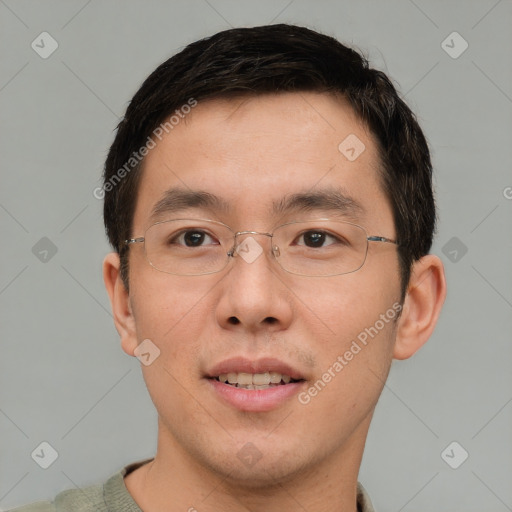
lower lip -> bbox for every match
[207,379,304,412]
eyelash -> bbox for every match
[169,229,343,248]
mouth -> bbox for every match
[211,371,303,390]
[205,357,307,411]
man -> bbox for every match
[10,23,446,512]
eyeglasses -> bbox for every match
[125,218,398,277]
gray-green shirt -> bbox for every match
[7,458,375,511]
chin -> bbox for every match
[216,459,307,491]
[196,439,318,490]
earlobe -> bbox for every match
[103,252,138,357]
[393,254,447,360]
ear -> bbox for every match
[393,254,447,360]
[103,252,138,357]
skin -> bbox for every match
[104,92,446,512]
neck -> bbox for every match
[125,414,372,512]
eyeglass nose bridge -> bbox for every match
[227,230,281,259]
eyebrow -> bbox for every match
[150,188,231,221]
[149,186,365,223]
[273,187,365,222]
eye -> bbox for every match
[295,230,342,248]
[169,229,219,247]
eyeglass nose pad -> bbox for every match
[227,233,246,258]
[228,243,278,259]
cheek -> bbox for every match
[131,279,211,420]
[130,274,213,365]
[297,319,397,440]
[290,271,399,409]
[289,268,399,341]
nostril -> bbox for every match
[228,316,240,325]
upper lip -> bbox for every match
[206,357,305,381]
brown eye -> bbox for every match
[169,230,218,247]
[295,230,340,248]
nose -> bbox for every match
[215,232,293,333]
[227,230,278,258]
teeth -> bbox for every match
[237,372,253,385]
[216,372,295,387]
[269,372,282,384]
[253,372,270,385]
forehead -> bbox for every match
[133,92,393,232]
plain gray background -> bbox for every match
[1,1,511,510]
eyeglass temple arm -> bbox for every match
[125,237,145,244]
[367,236,398,245]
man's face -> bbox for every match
[125,92,402,485]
